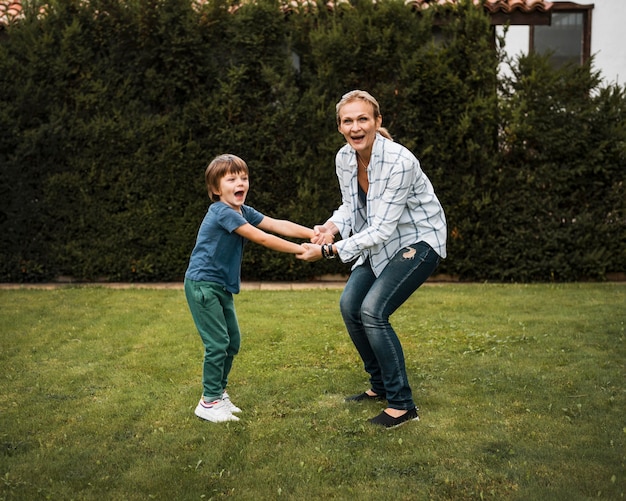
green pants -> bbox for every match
[184,279,241,401]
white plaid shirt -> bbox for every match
[330,134,447,277]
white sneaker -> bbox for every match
[222,391,242,413]
[194,398,239,422]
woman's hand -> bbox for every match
[311,225,335,245]
[296,243,323,262]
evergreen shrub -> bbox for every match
[0,0,624,282]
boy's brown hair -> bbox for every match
[205,154,249,202]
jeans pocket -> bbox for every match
[193,284,206,305]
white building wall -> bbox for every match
[497,0,626,86]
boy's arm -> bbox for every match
[235,223,305,255]
[257,216,315,240]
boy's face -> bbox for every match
[214,171,249,212]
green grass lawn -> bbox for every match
[1,284,624,500]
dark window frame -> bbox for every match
[529,2,594,66]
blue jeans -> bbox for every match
[339,242,440,410]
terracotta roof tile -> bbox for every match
[483,0,553,14]
[0,1,23,26]
[0,0,553,27]
[406,0,553,13]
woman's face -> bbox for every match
[337,99,382,156]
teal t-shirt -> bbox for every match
[185,202,264,293]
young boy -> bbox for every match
[184,154,313,423]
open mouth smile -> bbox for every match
[350,134,366,146]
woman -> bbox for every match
[298,90,447,428]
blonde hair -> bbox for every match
[205,154,249,202]
[335,89,393,140]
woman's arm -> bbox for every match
[235,222,305,255]
[335,157,415,261]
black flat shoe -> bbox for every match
[369,407,419,429]
[344,391,386,402]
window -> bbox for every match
[530,2,593,68]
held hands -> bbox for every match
[311,225,334,245]
[296,243,323,262]
[294,223,334,261]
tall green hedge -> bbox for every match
[461,55,626,281]
[1,0,624,282]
